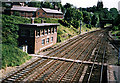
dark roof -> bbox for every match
[19,23,60,27]
[42,8,63,14]
[11,6,39,12]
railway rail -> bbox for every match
[2,29,110,83]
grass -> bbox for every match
[2,44,32,69]
[57,25,79,42]
[112,31,120,40]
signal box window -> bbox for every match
[42,39,45,45]
[51,37,53,42]
[46,38,49,44]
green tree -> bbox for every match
[114,14,120,26]
[109,8,118,20]
[64,3,72,9]
[28,2,41,7]
[91,14,98,26]
[97,1,103,10]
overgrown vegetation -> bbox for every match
[111,14,120,39]
[2,15,31,69]
[2,44,31,68]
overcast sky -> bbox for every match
[61,0,119,10]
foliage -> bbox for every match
[64,8,83,28]
[2,44,31,68]
[112,25,120,31]
[109,8,118,20]
[58,19,70,27]
[2,15,32,68]
[91,14,99,27]
[64,3,73,9]
[72,20,80,28]
[35,17,58,23]
[2,15,30,46]
[57,25,78,43]
[13,11,20,16]
[83,16,91,24]
[28,2,41,7]
[86,24,92,29]
[97,1,103,10]
[114,14,120,26]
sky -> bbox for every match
[61,0,119,10]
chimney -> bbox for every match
[31,18,34,24]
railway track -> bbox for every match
[2,29,109,83]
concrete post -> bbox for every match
[80,20,82,34]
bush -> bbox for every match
[86,24,92,29]
[57,35,61,43]
[72,20,80,28]
[2,15,30,46]
[2,44,31,69]
[112,26,119,31]
[58,19,70,27]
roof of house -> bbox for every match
[10,6,39,12]
[42,8,63,14]
[10,6,63,14]
[19,23,60,27]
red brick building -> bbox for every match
[6,6,63,18]
[18,19,59,54]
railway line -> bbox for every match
[2,29,111,83]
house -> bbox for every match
[18,18,59,54]
[5,6,63,18]
[39,8,63,18]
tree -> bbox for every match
[97,1,103,10]
[28,2,41,7]
[83,16,91,24]
[64,8,74,23]
[91,14,99,27]
[114,14,120,26]
[109,8,118,20]
[83,11,91,24]
[64,3,72,9]
[42,2,54,8]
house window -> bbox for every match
[36,30,40,37]
[46,38,49,44]
[48,28,51,34]
[52,27,54,33]
[51,37,53,42]
[55,27,57,32]
[21,30,26,36]
[30,30,34,37]
[41,29,44,36]
[42,39,45,45]
[45,28,48,35]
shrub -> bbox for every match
[57,35,61,43]
[2,44,31,69]
[58,19,70,27]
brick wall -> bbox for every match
[19,25,58,54]
[34,26,57,53]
